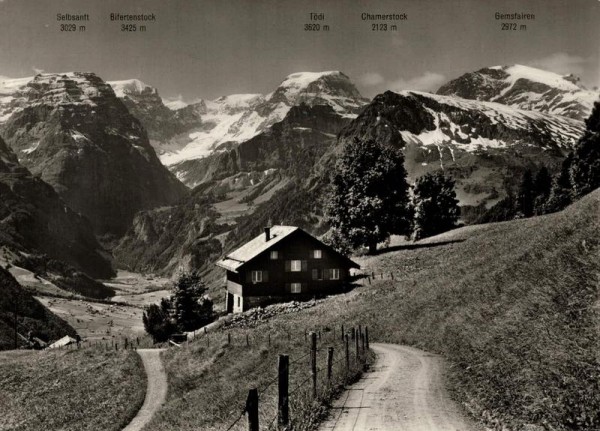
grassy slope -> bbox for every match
[146,324,369,431]
[150,190,598,430]
[0,267,76,350]
[0,348,146,431]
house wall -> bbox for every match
[226,231,353,304]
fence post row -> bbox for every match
[278,354,289,427]
[365,326,369,350]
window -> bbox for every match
[331,269,340,280]
[251,270,263,283]
[237,297,241,307]
[291,283,302,293]
[291,260,302,272]
[312,268,323,280]
[313,249,322,259]
[270,250,278,260]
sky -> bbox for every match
[0,0,598,102]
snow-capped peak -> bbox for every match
[500,64,581,92]
[108,79,156,97]
[273,71,344,95]
[162,98,188,111]
[437,64,598,120]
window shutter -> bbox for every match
[263,270,269,282]
[285,283,291,292]
[301,260,307,271]
[312,269,318,280]
[285,260,292,272]
[324,269,330,280]
[245,271,252,282]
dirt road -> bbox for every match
[122,349,167,431]
[319,343,480,431]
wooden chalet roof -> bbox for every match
[216,225,360,272]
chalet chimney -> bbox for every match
[264,227,271,242]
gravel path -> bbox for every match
[318,343,481,431]
[122,349,167,431]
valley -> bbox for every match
[0,61,597,431]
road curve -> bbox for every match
[122,349,167,431]
[318,343,480,431]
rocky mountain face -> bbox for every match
[0,137,113,278]
[338,90,586,206]
[107,79,196,153]
[437,65,596,121]
[161,71,369,187]
[0,72,188,236]
[114,103,352,276]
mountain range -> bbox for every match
[0,65,596,282]
[0,72,187,237]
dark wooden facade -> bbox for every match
[220,228,359,313]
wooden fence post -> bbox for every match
[246,334,249,346]
[341,324,344,341]
[310,332,317,399]
[268,333,271,347]
[278,354,289,427]
[327,347,334,384]
[206,335,210,347]
[361,332,365,362]
[246,388,259,431]
[355,330,359,363]
[228,333,231,345]
[345,334,350,376]
[365,327,369,350]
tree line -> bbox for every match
[480,100,599,223]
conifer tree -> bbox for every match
[533,166,552,214]
[171,271,213,332]
[569,100,600,198]
[326,138,411,253]
[517,169,535,217]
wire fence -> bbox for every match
[221,324,372,431]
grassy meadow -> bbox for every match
[0,348,146,431]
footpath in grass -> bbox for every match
[0,348,146,431]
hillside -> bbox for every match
[0,137,114,279]
[0,348,145,431]
[134,189,599,431]
[0,267,76,350]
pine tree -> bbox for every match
[548,154,574,212]
[569,100,600,198]
[412,172,460,240]
[516,169,535,217]
[142,298,175,343]
[171,271,213,332]
[326,138,411,253]
[533,166,552,215]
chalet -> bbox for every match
[217,226,360,313]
